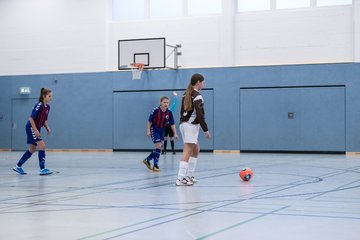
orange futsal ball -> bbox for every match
[239,167,253,181]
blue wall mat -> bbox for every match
[240,86,345,151]
[0,63,359,152]
[113,89,214,150]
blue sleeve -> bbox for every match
[30,103,41,119]
[169,95,178,112]
[168,111,175,125]
[148,108,155,122]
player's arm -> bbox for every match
[44,121,51,135]
[29,117,40,137]
[168,112,178,139]
[170,124,178,140]
[193,98,210,139]
[169,92,178,112]
[146,121,151,137]
[147,109,155,137]
[193,98,208,132]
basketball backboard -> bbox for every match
[118,37,166,70]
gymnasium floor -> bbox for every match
[0,151,359,240]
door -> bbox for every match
[11,98,37,151]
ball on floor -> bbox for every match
[239,167,253,181]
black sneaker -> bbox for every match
[161,150,166,155]
[143,159,152,170]
[172,151,176,155]
[152,165,160,172]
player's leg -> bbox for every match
[13,144,36,175]
[163,136,168,154]
[152,142,162,172]
[169,127,175,154]
[143,126,155,169]
[162,125,170,154]
[176,143,194,186]
[13,126,38,175]
[144,147,154,169]
[37,140,53,175]
[143,127,161,171]
[176,122,197,186]
[187,143,199,183]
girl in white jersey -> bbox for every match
[176,73,211,186]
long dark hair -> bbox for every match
[39,88,52,103]
[183,73,204,112]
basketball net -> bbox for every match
[130,63,144,80]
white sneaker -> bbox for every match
[187,176,197,183]
[176,178,194,186]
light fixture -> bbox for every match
[20,87,31,95]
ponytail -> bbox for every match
[183,83,193,112]
[183,73,204,112]
[39,88,52,103]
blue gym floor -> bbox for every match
[1,151,359,240]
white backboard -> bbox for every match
[118,37,166,69]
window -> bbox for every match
[112,0,144,21]
[276,0,310,9]
[150,0,182,18]
[317,0,352,7]
[238,0,271,12]
[188,0,222,16]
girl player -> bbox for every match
[13,88,53,175]
[143,96,178,172]
[176,73,211,186]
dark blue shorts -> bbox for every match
[164,124,174,137]
[26,126,42,145]
[151,126,164,144]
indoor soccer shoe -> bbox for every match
[187,176,197,183]
[143,159,152,170]
[39,168,53,175]
[152,165,160,172]
[12,166,27,175]
[176,178,194,186]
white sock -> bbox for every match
[177,161,189,180]
[187,157,197,177]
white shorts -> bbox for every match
[180,122,200,144]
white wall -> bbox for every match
[354,0,360,62]
[0,0,358,76]
[235,6,354,66]
[110,4,356,69]
[0,0,107,76]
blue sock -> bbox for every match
[38,150,46,169]
[146,151,154,162]
[153,148,161,166]
[17,150,32,167]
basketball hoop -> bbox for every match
[130,63,144,80]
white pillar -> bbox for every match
[354,0,360,62]
[219,0,236,66]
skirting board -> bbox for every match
[213,150,240,154]
[46,149,112,152]
[346,152,360,155]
